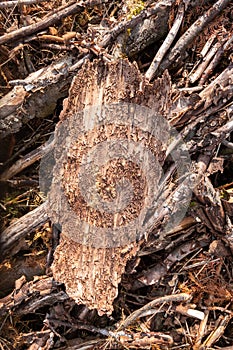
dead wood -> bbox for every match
[0,201,49,258]
[157,0,231,76]
[0,2,84,46]
[0,56,74,138]
[99,1,172,50]
[120,293,191,329]
[0,138,54,181]
[145,1,186,81]
[0,0,46,9]
[0,0,233,348]
[0,276,67,317]
[50,58,174,315]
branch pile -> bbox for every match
[0,0,232,349]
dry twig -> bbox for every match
[145,1,186,81]
[0,0,46,9]
[119,293,192,329]
[0,138,54,181]
[157,0,231,75]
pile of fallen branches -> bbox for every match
[0,0,233,349]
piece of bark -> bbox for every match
[0,276,67,317]
[50,59,175,315]
[124,2,170,57]
[100,1,172,51]
[0,56,74,138]
[0,201,49,259]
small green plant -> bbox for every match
[126,0,145,20]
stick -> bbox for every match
[200,34,233,84]
[0,0,46,9]
[119,293,191,329]
[157,0,231,75]
[0,139,54,181]
[145,1,186,81]
[0,201,49,257]
[189,40,221,83]
[0,0,109,45]
[200,33,217,57]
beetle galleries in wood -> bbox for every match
[63,123,165,229]
[50,58,173,315]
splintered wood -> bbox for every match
[51,59,173,315]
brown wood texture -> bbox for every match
[51,59,173,315]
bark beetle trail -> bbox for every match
[51,58,174,315]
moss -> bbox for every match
[126,0,145,20]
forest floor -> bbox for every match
[0,1,233,349]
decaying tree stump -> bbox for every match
[49,58,192,315]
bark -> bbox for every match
[50,58,174,315]
[0,56,74,138]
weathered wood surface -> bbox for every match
[0,57,74,138]
[50,58,175,315]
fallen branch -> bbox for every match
[0,0,46,9]
[0,56,74,137]
[119,293,192,329]
[157,0,231,75]
[0,138,54,181]
[145,1,186,81]
[0,201,49,258]
[100,1,171,51]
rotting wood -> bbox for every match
[50,58,174,315]
[157,0,231,76]
[0,1,83,45]
[0,1,232,347]
[0,201,49,259]
[0,56,74,138]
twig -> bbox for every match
[222,140,233,150]
[193,311,209,349]
[0,200,49,258]
[200,33,217,57]
[119,293,191,329]
[202,314,232,348]
[145,1,186,81]
[0,138,54,181]
[189,40,221,83]
[0,1,85,45]
[157,0,231,75]
[0,0,46,9]
[200,34,233,84]
[69,53,91,72]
